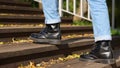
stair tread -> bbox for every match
[0,5,43,14]
[0,26,92,33]
[0,38,94,59]
[48,58,109,68]
[48,49,120,68]
[0,15,73,23]
[0,5,42,12]
[0,15,72,19]
[0,0,31,7]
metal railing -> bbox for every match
[59,0,115,29]
[34,0,115,29]
[59,0,91,21]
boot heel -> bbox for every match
[104,59,115,64]
[95,59,115,64]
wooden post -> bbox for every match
[38,2,42,9]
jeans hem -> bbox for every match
[45,19,61,24]
[95,35,112,42]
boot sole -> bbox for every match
[79,58,116,64]
[29,36,61,45]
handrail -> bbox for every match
[59,0,91,21]
[59,0,115,29]
[34,0,115,29]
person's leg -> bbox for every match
[89,0,111,42]
[30,0,61,44]
[80,0,114,64]
[42,0,61,24]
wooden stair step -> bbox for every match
[0,36,120,68]
[48,58,115,68]
[0,26,92,34]
[0,26,93,42]
[0,15,73,23]
[0,5,43,14]
[48,49,120,68]
[0,0,31,7]
[0,38,94,60]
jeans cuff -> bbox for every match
[45,19,61,24]
[34,0,41,2]
[95,35,112,42]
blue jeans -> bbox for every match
[41,0,112,42]
[42,0,61,24]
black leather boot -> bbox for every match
[30,23,61,44]
[80,40,115,64]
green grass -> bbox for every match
[73,21,120,36]
[111,29,120,36]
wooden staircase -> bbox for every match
[0,0,77,42]
[0,0,72,25]
[0,1,120,68]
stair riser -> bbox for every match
[0,10,43,14]
[0,1,31,7]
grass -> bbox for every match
[73,20,120,36]
[111,28,120,36]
